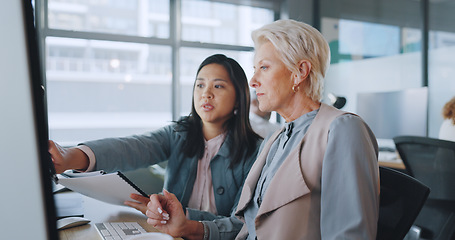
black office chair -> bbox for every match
[377,166,430,240]
[394,136,455,240]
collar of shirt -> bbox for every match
[283,108,319,139]
[260,108,320,199]
[187,132,226,214]
[204,132,226,158]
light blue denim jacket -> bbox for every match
[81,123,261,219]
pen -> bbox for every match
[60,170,106,178]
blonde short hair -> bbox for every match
[251,19,330,102]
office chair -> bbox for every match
[377,166,430,240]
[328,92,346,109]
[394,136,455,240]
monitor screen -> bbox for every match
[356,87,428,140]
[0,1,58,239]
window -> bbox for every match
[181,0,274,46]
[46,37,172,145]
[39,0,275,145]
[48,0,170,38]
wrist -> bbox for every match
[200,221,209,240]
[180,220,206,240]
[72,148,89,171]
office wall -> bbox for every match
[324,50,421,113]
[323,45,455,138]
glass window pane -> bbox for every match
[428,29,455,137]
[321,17,422,119]
[179,48,254,117]
[46,37,172,145]
[181,0,274,46]
[337,19,400,60]
[402,27,422,53]
[48,0,170,38]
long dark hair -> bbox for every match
[176,54,261,167]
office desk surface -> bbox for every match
[58,154,404,240]
[378,151,405,170]
[58,193,181,240]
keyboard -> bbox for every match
[94,222,147,240]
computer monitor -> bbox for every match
[356,87,428,141]
[0,1,58,239]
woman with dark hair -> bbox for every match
[179,54,261,168]
[49,54,262,220]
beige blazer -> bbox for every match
[235,103,346,239]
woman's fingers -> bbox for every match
[161,190,180,218]
[145,190,189,237]
[146,194,170,221]
[124,201,147,215]
[48,140,65,173]
[145,208,164,219]
[130,193,150,204]
[124,194,152,215]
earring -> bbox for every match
[234,109,238,115]
[292,84,299,93]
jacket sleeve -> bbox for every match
[320,114,379,239]
[185,207,245,240]
[80,124,176,172]
[185,208,244,240]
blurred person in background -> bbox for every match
[439,96,455,141]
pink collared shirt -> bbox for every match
[187,133,226,215]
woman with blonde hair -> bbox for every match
[144,20,379,240]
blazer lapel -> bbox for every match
[255,104,333,217]
[236,129,283,214]
[256,139,311,217]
